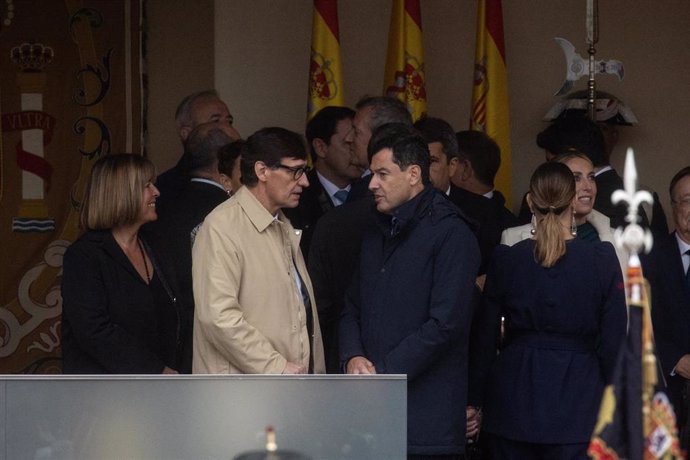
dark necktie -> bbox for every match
[333,189,349,204]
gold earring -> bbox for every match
[571,212,577,237]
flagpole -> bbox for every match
[586,0,598,121]
[612,149,656,455]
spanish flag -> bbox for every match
[383,0,427,122]
[470,0,512,206]
[307,0,345,120]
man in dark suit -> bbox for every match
[156,90,240,199]
[144,123,234,373]
[644,166,690,450]
[283,106,359,257]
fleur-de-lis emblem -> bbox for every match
[612,148,653,257]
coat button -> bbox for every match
[380,268,385,273]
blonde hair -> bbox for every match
[80,154,155,230]
[529,162,576,267]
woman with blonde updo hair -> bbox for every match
[472,162,627,459]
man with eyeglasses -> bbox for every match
[643,165,690,450]
[192,127,325,375]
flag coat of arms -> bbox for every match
[307,0,344,120]
[383,0,427,122]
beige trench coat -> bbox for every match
[192,186,325,374]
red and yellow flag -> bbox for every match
[471,0,512,206]
[307,0,345,120]
[383,0,427,122]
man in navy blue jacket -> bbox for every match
[339,123,480,459]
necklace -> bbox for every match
[137,238,151,283]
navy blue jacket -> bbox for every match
[475,239,626,444]
[340,186,480,455]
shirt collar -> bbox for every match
[316,170,351,198]
[236,186,285,232]
[190,177,225,191]
[676,231,690,255]
[595,165,614,177]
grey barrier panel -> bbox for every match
[0,375,406,460]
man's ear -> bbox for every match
[448,157,460,179]
[312,138,328,160]
[254,161,269,183]
[460,159,474,181]
[408,164,422,186]
[179,126,192,141]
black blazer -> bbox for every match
[283,169,335,258]
[345,174,373,203]
[643,232,690,416]
[447,185,519,274]
[61,230,183,374]
[143,179,229,373]
[307,196,377,373]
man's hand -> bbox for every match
[346,356,376,374]
[162,366,179,375]
[675,354,690,379]
[466,406,482,439]
[282,361,307,374]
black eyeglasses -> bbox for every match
[273,163,311,180]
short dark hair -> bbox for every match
[368,123,430,185]
[185,125,233,175]
[456,130,501,188]
[356,96,413,132]
[218,139,244,177]
[670,166,690,200]
[240,127,307,187]
[305,106,355,159]
[414,117,459,162]
[536,117,605,166]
